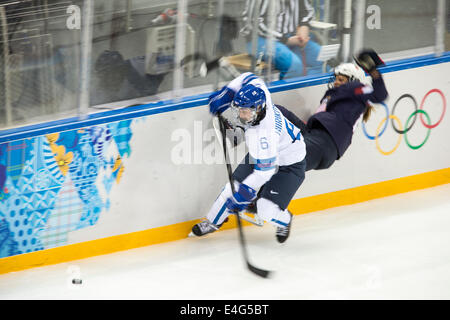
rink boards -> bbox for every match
[0,55,449,274]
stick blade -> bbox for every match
[247,263,272,279]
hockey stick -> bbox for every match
[217,115,271,279]
[212,117,264,227]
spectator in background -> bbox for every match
[91,50,166,106]
[240,0,324,79]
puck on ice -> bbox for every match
[72,278,82,284]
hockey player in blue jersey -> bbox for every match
[191,73,307,243]
[191,49,387,242]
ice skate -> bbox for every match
[190,217,229,237]
[191,220,219,237]
[275,212,293,243]
[239,201,264,227]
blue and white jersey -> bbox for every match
[225,72,306,191]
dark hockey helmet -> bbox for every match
[230,84,266,127]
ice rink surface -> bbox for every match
[1,184,449,300]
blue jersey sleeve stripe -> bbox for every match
[254,157,277,171]
[242,73,258,85]
[255,157,277,164]
[253,156,277,171]
[254,164,276,171]
[248,155,277,165]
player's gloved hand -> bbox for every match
[208,86,235,115]
[354,49,384,73]
[225,183,257,212]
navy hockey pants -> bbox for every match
[232,155,306,211]
[276,105,338,172]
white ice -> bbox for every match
[1,184,450,300]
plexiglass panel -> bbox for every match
[363,0,438,56]
[0,0,82,128]
[0,0,448,130]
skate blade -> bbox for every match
[239,213,264,227]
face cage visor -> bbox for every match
[230,101,265,127]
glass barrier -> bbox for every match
[0,0,448,130]
[89,0,179,108]
[361,0,438,58]
[0,0,82,128]
[180,0,342,88]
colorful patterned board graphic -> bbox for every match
[0,120,133,258]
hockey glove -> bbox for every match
[225,183,257,212]
[354,49,384,73]
[209,86,235,115]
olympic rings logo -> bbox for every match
[362,89,446,155]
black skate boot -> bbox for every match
[191,218,228,237]
[275,212,293,243]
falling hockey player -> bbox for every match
[191,73,307,243]
[276,49,388,172]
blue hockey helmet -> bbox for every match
[231,84,266,127]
